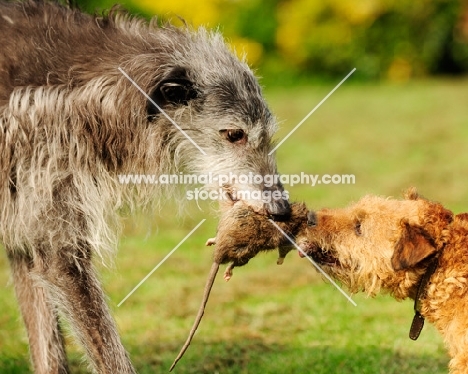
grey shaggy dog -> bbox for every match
[0,1,290,373]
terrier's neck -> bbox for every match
[409,254,440,340]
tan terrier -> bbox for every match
[297,188,468,374]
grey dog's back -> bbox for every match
[0,2,182,95]
[0,2,121,99]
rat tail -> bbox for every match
[169,262,220,371]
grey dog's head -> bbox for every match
[117,26,290,217]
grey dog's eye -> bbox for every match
[220,129,246,144]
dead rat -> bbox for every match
[169,202,308,371]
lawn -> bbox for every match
[1,78,467,373]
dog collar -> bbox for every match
[409,255,440,340]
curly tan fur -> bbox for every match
[297,188,468,373]
[0,1,289,373]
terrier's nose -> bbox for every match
[307,211,317,227]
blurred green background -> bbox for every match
[1,1,468,373]
[75,0,468,83]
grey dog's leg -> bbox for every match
[38,244,136,374]
[8,252,69,374]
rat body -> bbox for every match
[211,201,308,280]
[170,202,308,371]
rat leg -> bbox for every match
[223,264,235,281]
[205,237,216,246]
[277,245,294,265]
[223,258,251,281]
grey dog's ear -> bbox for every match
[391,222,438,270]
[147,67,198,119]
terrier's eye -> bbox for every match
[220,129,247,144]
[355,221,363,236]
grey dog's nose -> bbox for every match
[262,182,291,220]
[265,197,291,220]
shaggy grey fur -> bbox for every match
[0,1,289,373]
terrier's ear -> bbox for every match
[391,222,438,271]
[403,187,419,200]
[147,67,198,119]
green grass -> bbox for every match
[2,78,468,373]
